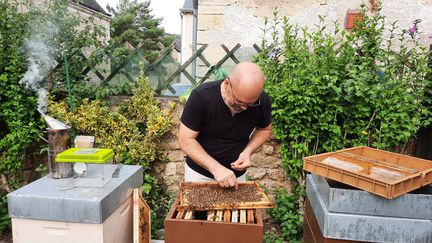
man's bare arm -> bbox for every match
[231,124,272,170]
[178,122,238,188]
[244,123,272,155]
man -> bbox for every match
[178,62,272,189]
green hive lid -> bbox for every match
[55,148,114,164]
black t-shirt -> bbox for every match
[180,80,272,178]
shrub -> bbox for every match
[48,67,176,237]
[256,6,431,241]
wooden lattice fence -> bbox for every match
[50,41,262,96]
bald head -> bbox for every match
[229,62,265,102]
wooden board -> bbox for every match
[223,210,231,222]
[176,210,185,219]
[207,210,215,221]
[231,210,238,223]
[240,210,246,223]
[178,181,274,210]
[133,188,151,243]
[247,209,255,224]
[215,210,223,221]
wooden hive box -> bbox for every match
[165,198,263,243]
[164,182,273,243]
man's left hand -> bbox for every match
[230,152,252,171]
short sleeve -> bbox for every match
[180,89,204,132]
[256,92,272,128]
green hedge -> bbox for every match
[256,6,431,241]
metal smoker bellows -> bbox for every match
[44,115,73,178]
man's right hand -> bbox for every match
[212,165,238,189]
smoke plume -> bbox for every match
[19,21,59,115]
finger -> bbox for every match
[231,160,243,166]
[223,180,230,188]
[228,177,236,187]
[234,177,238,190]
[230,161,241,167]
[232,164,246,171]
[231,161,243,168]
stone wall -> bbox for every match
[196,0,432,68]
[155,98,290,199]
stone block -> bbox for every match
[251,153,280,168]
[167,185,180,196]
[199,5,225,15]
[153,161,165,175]
[262,144,274,155]
[247,167,268,180]
[161,139,180,150]
[165,162,177,176]
[176,162,185,175]
[167,150,184,162]
[199,0,233,6]
[165,175,181,186]
[198,14,224,31]
[268,169,286,181]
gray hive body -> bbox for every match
[306,174,432,243]
[8,164,142,224]
[313,174,432,220]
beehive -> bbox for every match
[306,174,432,242]
[165,199,264,243]
[164,182,273,243]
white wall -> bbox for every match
[196,0,432,68]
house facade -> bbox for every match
[14,0,111,41]
[181,0,432,75]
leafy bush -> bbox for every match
[270,189,303,241]
[0,0,109,231]
[0,1,45,230]
[256,6,431,241]
[49,67,175,237]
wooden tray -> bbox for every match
[178,181,274,210]
[303,146,432,199]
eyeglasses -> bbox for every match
[227,78,261,108]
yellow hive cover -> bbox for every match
[55,148,114,164]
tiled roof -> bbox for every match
[72,0,111,16]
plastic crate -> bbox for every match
[303,146,432,199]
